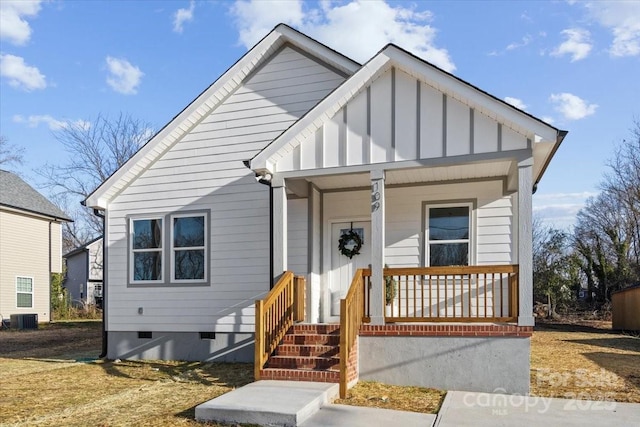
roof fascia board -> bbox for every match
[0,204,72,222]
[275,149,532,180]
[85,24,360,209]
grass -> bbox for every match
[530,321,640,403]
[1,319,638,425]
[335,381,445,413]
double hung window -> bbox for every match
[426,204,471,266]
[16,276,33,308]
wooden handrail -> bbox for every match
[254,272,305,380]
[362,265,519,323]
[339,269,366,398]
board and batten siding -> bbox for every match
[105,46,346,333]
[275,68,530,172]
[319,180,513,269]
[0,210,61,321]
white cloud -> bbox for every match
[173,1,195,33]
[504,97,527,110]
[506,35,532,51]
[0,0,42,45]
[0,54,46,91]
[533,191,597,229]
[549,92,597,121]
[585,1,640,57]
[105,56,144,95]
[551,28,592,61]
[541,116,555,125]
[229,0,455,72]
[13,114,90,131]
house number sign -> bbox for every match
[371,181,380,213]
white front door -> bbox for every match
[328,221,371,321]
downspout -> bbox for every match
[243,160,274,288]
[49,220,53,322]
[92,208,107,359]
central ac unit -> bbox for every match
[10,313,38,329]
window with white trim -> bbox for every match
[130,217,163,282]
[171,213,207,282]
[426,204,471,266]
[16,276,33,308]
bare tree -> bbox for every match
[38,113,153,251]
[573,120,640,306]
[0,136,25,171]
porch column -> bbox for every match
[517,159,534,326]
[272,178,287,284]
[370,170,385,325]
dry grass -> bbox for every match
[531,321,640,403]
[335,381,445,414]
[0,322,253,427]
[2,319,639,426]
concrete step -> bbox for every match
[195,380,339,426]
[260,367,340,383]
[276,344,340,357]
[267,355,340,370]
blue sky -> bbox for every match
[1,0,639,229]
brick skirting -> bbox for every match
[359,324,533,337]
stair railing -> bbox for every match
[339,268,367,398]
[255,272,306,380]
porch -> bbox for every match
[255,265,528,398]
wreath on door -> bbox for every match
[338,228,362,259]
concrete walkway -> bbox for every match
[195,381,640,427]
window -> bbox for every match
[16,277,33,308]
[171,214,207,282]
[131,218,163,282]
[426,205,471,266]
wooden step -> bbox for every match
[290,324,340,335]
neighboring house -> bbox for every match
[84,25,566,394]
[63,237,103,308]
[0,170,72,323]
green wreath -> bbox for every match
[338,229,362,259]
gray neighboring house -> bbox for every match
[0,170,72,323]
[63,237,103,308]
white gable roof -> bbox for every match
[84,24,360,209]
[249,44,566,185]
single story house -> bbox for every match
[84,24,566,394]
[0,170,72,325]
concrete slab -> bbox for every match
[195,380,339,426]
[300,404,437,427]
[435,391,640,427]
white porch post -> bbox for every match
[370,170,385,325]
[272,179,287,283]
[517,159,534,326]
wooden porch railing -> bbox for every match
[254,272,306,380]
[363,265,519,323]
[339,268,367,398]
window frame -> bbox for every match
[423,201,475,267]
[16,276,34,308]
[127,211,210,287]
[170,212,208,284]
[129,216,164,285]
